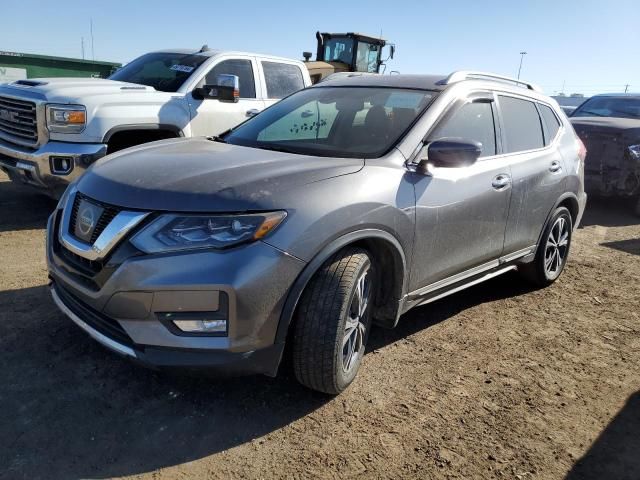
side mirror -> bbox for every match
[193,74,240,102]
[417,138,482,172]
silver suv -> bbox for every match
[47,71,587,394]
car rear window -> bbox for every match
[262,62,305,99]
[538,104,561,145]
[498,95,544,153]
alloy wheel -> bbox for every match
[544,216,570,278]
[342,267,371,373]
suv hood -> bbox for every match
[76,138,364,212]
[0,77,163,103]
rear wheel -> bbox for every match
[292,248,374,394]
[520,206,572,287]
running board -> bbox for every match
[416,265,517,307]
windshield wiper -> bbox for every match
[208,135,227,143]
[255,143,300,154]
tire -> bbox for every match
[292,248,374,395]
[519,206,573,287]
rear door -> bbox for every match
[188,56,265,136]
[258,60,307,109]
[498,95,567,255]
[410,92,513,290]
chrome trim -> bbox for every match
[417,266,517,307]
[499,246,535,264]
[0,139,107,189]
[411,259,500,298]
[50,286,137,358]
[58,187,149,261]
[441,71,543,92]
[15,161,36,172]
[0,91,48,148]
[410,247,534,299]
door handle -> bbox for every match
[549,161,562,173]
[246,109,261,117]
[492,174,511,190]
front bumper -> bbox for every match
[47,210,306,376]
[0,139,106,197]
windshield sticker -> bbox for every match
[170,64,195,73]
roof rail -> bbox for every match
[438,71,543,92]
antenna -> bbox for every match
[90,18,95,60]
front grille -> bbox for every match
[69,193,121,244]
[54,282,134,348]
[0,96,38,147]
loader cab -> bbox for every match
[304,32,394,84]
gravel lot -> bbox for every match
[1,171,639,480]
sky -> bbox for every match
[1,0,637,95]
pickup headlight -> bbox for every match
[628,144,640,161]
[46,104,86,133]
[130,212,287,254]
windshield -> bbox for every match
[572,96,640,119]
[109,52,209,92]
[323,38,355,65]
[223,87,436,158]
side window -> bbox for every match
[205,59,256,99]
[498,95,544,152]
[430,101,497,157]
[538,104,561,145]
[262,62,305,99]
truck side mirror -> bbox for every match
[193,74,240,102]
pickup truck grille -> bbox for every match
[0,96,39,147]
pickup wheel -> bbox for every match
[291,248,374,395]
[520,206,573,287]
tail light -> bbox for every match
[577,136,587,162]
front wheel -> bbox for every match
[291,248,374,395]
[519,206,573,287]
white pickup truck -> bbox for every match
[0,47,311,197]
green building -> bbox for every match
[0,50,121,83]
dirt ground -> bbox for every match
[0,171,639,480]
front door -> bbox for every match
[188,57,265,136]
[410,94,512,291]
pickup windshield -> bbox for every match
[223,87,436,158]
[109,52,208,92]
[572,96,640,119]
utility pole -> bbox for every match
[517,51,527,80]
[624,84,630,93]
[81,37,85,59]
[90,18,95,60]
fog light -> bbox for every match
[50,156,74,175]
[172,318,227,333]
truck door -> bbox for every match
[257,60,307,109]
[187,57,265,136]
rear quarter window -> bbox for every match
[262,62,305,99]
[498,95,544,153]
[538,104,561,145]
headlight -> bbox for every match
[628,144,640,161]
[130,211,287,254]
[46,104,86,133]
